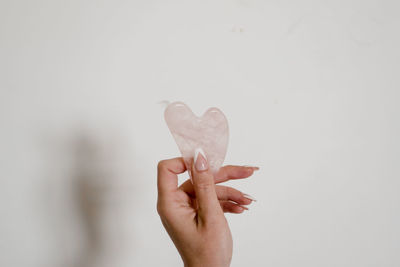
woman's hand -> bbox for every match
[157,150,258,267]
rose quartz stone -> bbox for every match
[164,101,229,175]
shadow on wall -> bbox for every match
[41,128,139,267]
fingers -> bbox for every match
[181,183,254,205]
[187,185,255,214]
[157,155,259,220]
[157,157,187,197]
[191,148,222,220]
[179,165,258,194]
[215,165,259,184]
[215,185,254,206]
[220,201,248,214]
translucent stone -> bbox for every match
[164,101,229,175]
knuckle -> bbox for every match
[195,180,215,191]
[157,160,167,172]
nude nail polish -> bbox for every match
[244,165,260,171]
[194,148,208,172]
[243,194,257,202]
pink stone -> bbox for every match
[164,101,229,175]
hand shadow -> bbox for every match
[41,129,139,267]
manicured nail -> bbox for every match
[243,194,257,202]
[239,205,249,211]
[194,148,208,172]
[244,165,260,171]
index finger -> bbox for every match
[157,157,187,196]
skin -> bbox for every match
[157,157,258,267]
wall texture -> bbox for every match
[1,0,399,266]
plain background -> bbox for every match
[1,0,399,266]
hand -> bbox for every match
[157,150,258,267]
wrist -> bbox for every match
[184,260,230,267]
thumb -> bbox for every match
[191,148,222,220]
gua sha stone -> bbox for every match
[164,101,229,175]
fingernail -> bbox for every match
[244,165,260,171]
[243,194,257,202]
[194,148,208,172]
[239,205,249,211]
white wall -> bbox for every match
[1,0,399,266]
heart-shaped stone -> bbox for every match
[164,101,229,175]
